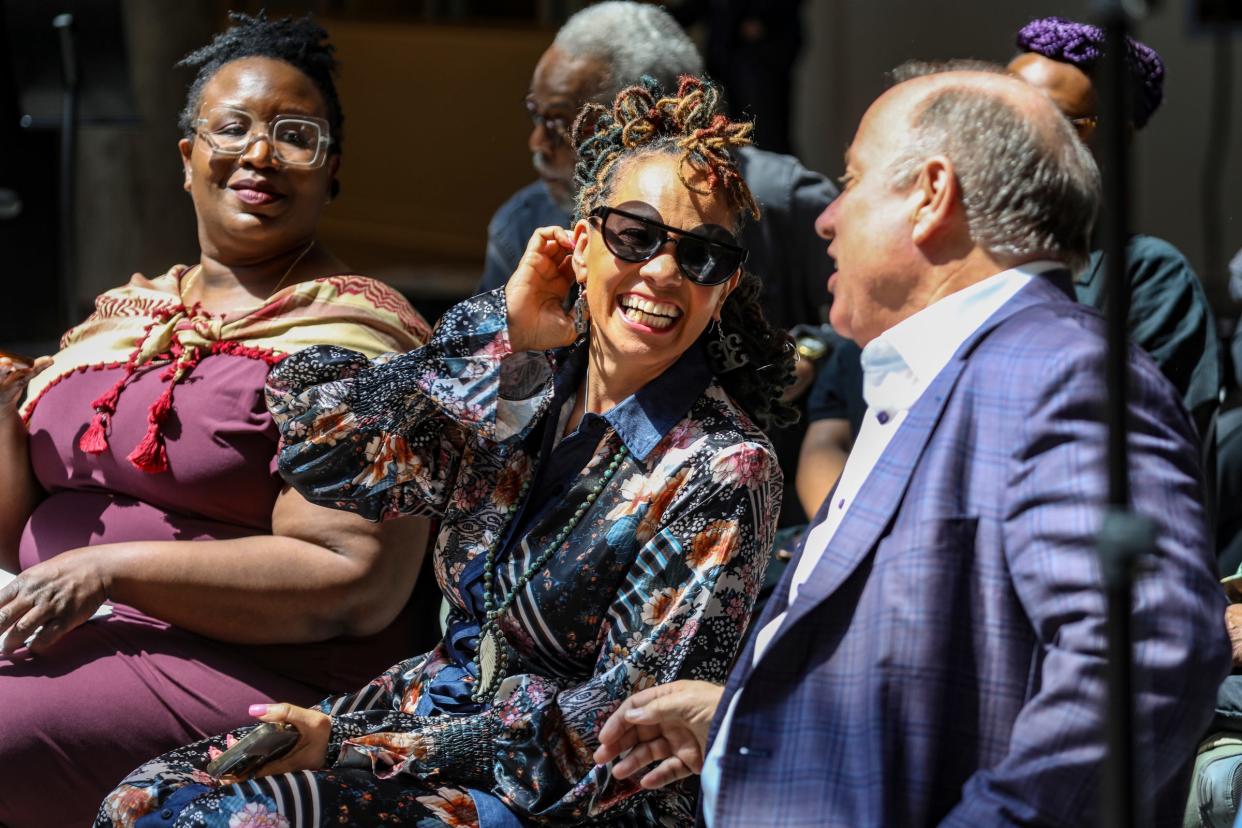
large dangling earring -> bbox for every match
[572,286,590,336]
[707,319,749,372]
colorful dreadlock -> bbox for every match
[571,75,760,224]
[570,75,798,431]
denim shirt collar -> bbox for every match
[552,336,713,462]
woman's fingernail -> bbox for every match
[248,704,269,717]
[625,706,645,721]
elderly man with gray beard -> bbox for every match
[594,63,1229,827]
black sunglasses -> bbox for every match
[589,204,748,286]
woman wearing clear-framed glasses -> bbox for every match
[99,75,796,828]
[0,14,433,827]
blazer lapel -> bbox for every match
[750,271,1075,666]
[767,356,969,643]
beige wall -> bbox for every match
[316,19,551,297]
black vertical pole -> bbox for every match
[1097,0,1135,816]
[1095,7,1132,512]
[53,13,78,332]
[1089,2,1157,827]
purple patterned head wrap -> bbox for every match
[1015,16,1165,129]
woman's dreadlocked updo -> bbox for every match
[177,12,344,155]
[571,75,798,432]
[571,75,757,225]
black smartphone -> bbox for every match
[205,722,300,780]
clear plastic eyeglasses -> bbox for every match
[193,106,333,169]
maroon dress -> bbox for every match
[0,354,419,828]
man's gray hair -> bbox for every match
[554,1,703,100]
[888,66,1101,272]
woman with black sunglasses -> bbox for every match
[98,76,795,828]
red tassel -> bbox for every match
[126,383,175,474]
[79,412,110,454]
[126,426,168,473]
[90,380,123,414]
[78,373,129,454]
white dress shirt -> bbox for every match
[700,261,1060,824]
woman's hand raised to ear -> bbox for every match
[505,226,580,353]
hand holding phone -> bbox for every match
[206,722,301,780]
[207,702,333,783]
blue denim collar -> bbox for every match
[553,336,712,462]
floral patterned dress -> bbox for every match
[97,289,780,828]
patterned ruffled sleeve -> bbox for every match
[265,288,557,521]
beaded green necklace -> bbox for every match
[472,442,630,703]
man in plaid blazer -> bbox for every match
[595,66,1230,826]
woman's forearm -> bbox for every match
[0,415,42,570]
[100,523,426,644]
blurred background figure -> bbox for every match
[796,332,862,519]
[0,14,431,826]
[671,0,806,155]
[1009,16,1221,437]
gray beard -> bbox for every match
[546,185,576,214]
[531,153,576,213]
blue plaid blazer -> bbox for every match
[704,273,1229,827]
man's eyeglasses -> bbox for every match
[523,97,571,146]
[194,106,333,169]
[589,202,748,286]
[1068,114,1099,139]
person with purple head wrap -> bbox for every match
[1009,16,1220,440]
[1014,15,1165,132]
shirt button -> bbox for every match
[161,809,174,820]
[837,498,845,509]
[877,411,890,424]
